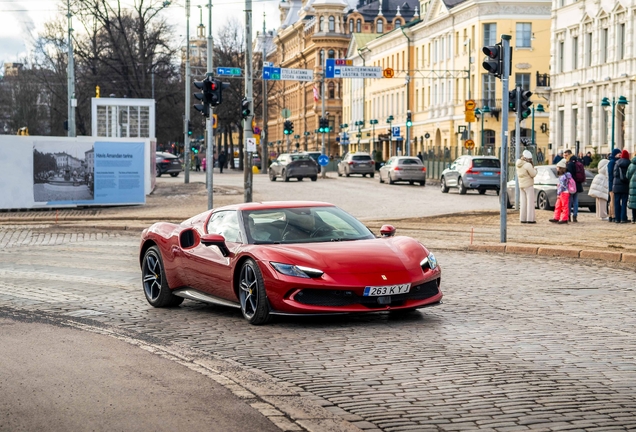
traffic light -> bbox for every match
[482,44,502,78]
[508,89,517,112]
[193,79,209,117]
[194,77,230,117]
[406,110,412,127]
[519,90,533,119]
[191,144,199,154]
[283,120,294,135]
[187,120,193,136]
[241,97,250,120]
[318,117,328,133]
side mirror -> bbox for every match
[447,163,451,169]
[201,233,230,257]
[380,224,396,237]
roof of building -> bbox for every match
[350,0,419,22]
[353,33,379,46]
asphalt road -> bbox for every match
[1,227,635,431]
[165,169,500,220]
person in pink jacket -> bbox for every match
[201,157,207,172]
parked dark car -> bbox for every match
[156,151,183,177]
[440,156,500,194]
[269,153,320,182]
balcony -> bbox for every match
[536,72,550,88]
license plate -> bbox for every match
[363,283,411,296]
[300,164,308,167]
[482,172,494,176]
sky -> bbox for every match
[0,0,281,69]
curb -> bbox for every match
[466,244,636,264]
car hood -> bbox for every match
[256,237,426,275]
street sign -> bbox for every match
[465,110,476,122]
[317,154,330,167]
[325,59,383,79]
[383,68,394,78]
[424,132,431,139]
[263,66,313,81]
[392,126,400,138]
[464,139,475,150]
[216,67,241,76]
[213,114,218,129]
[281,108,291,119]
[465,99,476,110]
[246,137,257,152]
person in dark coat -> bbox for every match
[627,154,636,223]
[564,149,584,222]
[582,152,593,166]
[607,148,622,222]
[218,150,227,174]
[552,150,563,165]
[613,149,631,223]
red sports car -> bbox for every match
[139,201,442,325]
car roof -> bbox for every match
[214,201,336,212]
[463,155,498,159]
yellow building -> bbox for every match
[343,0,552,161]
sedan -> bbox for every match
[156,151,183,177]
[337,152,375,177]
[440,156,500,194]
[506,165,596,211]
[269,153,319,182]
[379,156,427,186]
[139,201,443,325]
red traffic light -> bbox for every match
[210,81,218,91]
[482,45,499,59]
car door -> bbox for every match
[447,158,462,186]
[184,210,243,301]
[272,155,285,176]
[381,157,394,181]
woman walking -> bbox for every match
[516,149,537,223]
[588,159,609,220]
[612,149,631,223]
[627,153,636,223]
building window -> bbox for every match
[376,19,383,33]
[328,49,335,59]
[394,19,401,28]
[558,41,564,73]
[356,19,361,33]
[601,28,608,63]
[515,73,531,91]
[572,36,578,69]
[433,40,438,63]
[349,19,353,34]
[319,16,324,32]
[516,23,531,48]
[482,74,496,107]
[328,82,335,99]
[328,16,335,32]
[585,32,592,67]
[618,23,625,60]
[483,23,497,46]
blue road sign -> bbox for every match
[392,126,401,137]
[262,66,281,80]
[317,154,330,166]
[216,67,241,76]
[325,59,335,79]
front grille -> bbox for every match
[294,279,439,308]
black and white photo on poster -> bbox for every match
[33,141,95,203]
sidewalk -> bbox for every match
[1,180,635,265]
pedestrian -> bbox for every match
[516,149,537,224]
[588,159,609,220]
[417,151,423,163]
[194,154,200,172]
[201,157,207,172]
[552,150,563,165]
[627,153,636,223]
[563,149,585,222]
[582,151,593,166]
[613,149,631,223]
[607,148,622,222]
[549,159,573,224]
[536,148,545,165]
[218,150,227,174]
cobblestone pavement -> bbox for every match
[1,229,635,431]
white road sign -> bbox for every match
[335,66,383,79]
[280,68,313,81]
[246,137,257,153]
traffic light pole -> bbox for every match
[184,0,191,184]
[66,0,76,137]
[206,0,214,210]
[243,0,254,203]
[261,14,268,174]
[320,56,326,179]
[499,35,511,243]
[514,85,521,211]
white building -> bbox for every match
[550,0,634,156]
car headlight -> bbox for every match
[419,252,438,271]
[270,262,324,278]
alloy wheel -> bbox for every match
[239,262,259,320]
[143,251,163,302]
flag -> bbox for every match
[313,85,320,102]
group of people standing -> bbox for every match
[515,148,636,224]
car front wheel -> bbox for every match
[238,259,271,325]
[156,166,162,177]
[142,246,183,308]
[440,177,449,193]
[269,169,276,181]
[537,191,550,210]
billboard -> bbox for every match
[1,136,151,210]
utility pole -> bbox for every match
[320,52,327,179]
[466,38,471,152]
[243,0,254,202]
[499,35,511,243]
[184,0,191,184]
[261,13,268,174]
[66,0,76,137]
[514,85,521,211]
[206,0,214,209]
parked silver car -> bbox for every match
[337,152,375,177]
[506,165,595,211]
[268,153,319,182]
[378,156,427,186]
[440,156,500,194]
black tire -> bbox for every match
[298,177,303,181]
[142,246,184,308]
[156,166,162,177]
[588,205,596,213]
[283,170,290,182]
[370,172,375,178]
[440,177,449,193]
[389,173,395,184]
[537,191,550,210]
[238,259,271,325]
[269,169,276,181]
[379,172,384,183]
[170,172,179,177]
[420,181,426,186]
[310,175,317,181]
[458,177,467,195]
[478,188,486,195]
[338,168,342,177]
[345,170,350,177]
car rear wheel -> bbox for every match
[389,173,395,184]
[419,181,426,186]
[458,177,467,195]
[170,172,179,177]
[440,177,449,193]
[298,177,303,181]
[345,169,350,177]
[310,175,317,181]
[338,167,342,177]
[370,172,374,178]
[239,259,271,325]
[283,169,290,182]
[142,246,183,308]
[537,191,550,210]
[588,205,596,213]
[156,166,162,177]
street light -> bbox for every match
[531,104,545,147]
[370,119,378,154]
[601,96,628,151]
[386,115,394,156]
[475,105,490,149]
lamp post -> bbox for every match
[370,119,378,154]
[386,115,394,156]
[601,96,628,151]
[355,120,364,151]
[475,105,490,149]
[531,103,545,147]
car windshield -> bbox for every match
[352,155,371,161]
[472,158,500,168]
[399,158,422,165]
[290,155,312,161]
[243,206,375,244]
